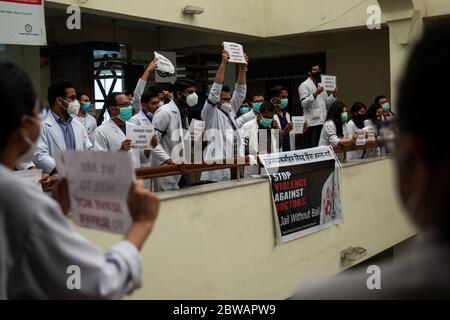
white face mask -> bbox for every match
[184,92,198,107]
[62,99,81,115]
[221,102,232,113]
[16,117,40,165]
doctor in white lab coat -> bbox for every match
[93,93,157,169]
[34,80,93,174]
[72,92,97,143]
[0,62,160,300]
[152,79,198,191]
[129,88,171,166]
[201,50,248,183]
[236,92,265,129]
[299,63,337,148]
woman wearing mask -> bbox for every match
[319,101,356,147]
[346,102,367,160]
[0,62,160,299]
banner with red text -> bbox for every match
[259,146,343,244]
[0,0,47,45]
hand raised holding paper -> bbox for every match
[222,50,230,64]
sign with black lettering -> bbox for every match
[259,146,343,244]
[55,150,134,234]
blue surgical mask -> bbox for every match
[259,117,273,128]
[382,103,391,111]
[280,98,289,109]
[252,102,263,113]
[116,106,133,122]
[341,112,349,122]
[81,102,91,112]
[240,106,250,114]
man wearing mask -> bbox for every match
[237,92,265,129]
[34,80,93,175]
[241,101,280,177]
[73,92,97,143]
[375,95,397,123]
[129,88,171,167]
[152,79,198,191]
[93,93,157,169]
[299,62,337,148]
[201,49,248,183]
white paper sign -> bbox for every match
[355,129,367,146]
[366,127,376,142]
[126,124,154,150]
[55,151,134,234]
[292,116,306,134]
[321,75,337,92]
[154,51,175,74]
[155,51,177,84]
[188,119,205,141]
[223,42,247,64]
[13,168,42,189]
[0,0,47,45]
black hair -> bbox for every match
[0,62,37,150]
[124,90,133,97]
[97,92,123,126]
[76,92,89,101]
[326,101,346,137]
[250,91,265,101]
[366,103,382,127]
[147,85,163,95]
[398,23,450,161]
[47,79,75,107]
[173,79,196,96]
[350,102,366,129]
[269,86,285,99]
[141,88,161,104]
[222,85,231,93]
[307,61,320,73]
[374,95,388,106]
[260,101,276,114]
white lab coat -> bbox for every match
[92,119,150,169]
[34,111,93,174]
[129,110,171,166]
[319,120,348,147]
[346,120,365,161]
[237,109,256,129]
[73,113,97,143]
[241,118,280,177]
[299,78,336,127]
[132,78,147,113]
[152,100,189,191]
[201,82,246,182]
[274,112,296,152]
[0,163,141,300]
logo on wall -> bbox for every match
[25,24,32,33]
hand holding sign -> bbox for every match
[222,42,247,65]
[292,116,306,134]
[321,75,337,92]
[154,52,175,75]
[126,124,155,150]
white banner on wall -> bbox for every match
[0,0,47,46]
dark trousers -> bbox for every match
[298,125,323,149]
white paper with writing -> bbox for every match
[55,151,134,234]
[126,124,154,150]
[321,75,337,92]
[154,51,175,74]
[292,116,306,134]
[222,42,247,64]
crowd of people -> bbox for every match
[12,49,398,192]
[0,22,449,300]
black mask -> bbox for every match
[311,72,321,81]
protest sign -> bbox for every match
[154,51,175,74]
[155,51,177,83]
[126,123,154,150]
[320,74,337,92]
[292,116,306,134]
[259,146,343,244]
[55,151,134,234]
[355,129,367,146]
[222,42,247,64]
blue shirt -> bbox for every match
[51,111,76,150]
